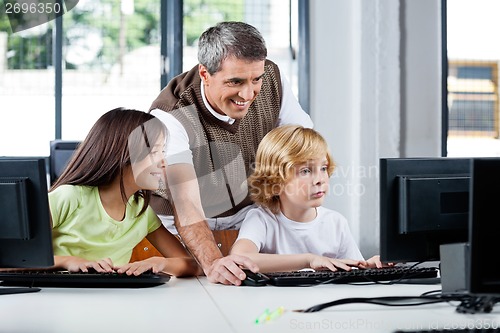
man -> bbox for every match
[149,21,313,285]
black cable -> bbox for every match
[294,292,500,314]
[294,295,447,313]
[421,289,442,297]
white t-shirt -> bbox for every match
[236,206,365,261]
[151,74,313,165]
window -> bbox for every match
[448,60,498,136]
[1,0,304,157]
[446,0,500,157]
[0,13,55,156]
[60,0,162,141]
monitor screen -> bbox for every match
[380,157,470,263]
[468,158,500,296]
[0,157,54,269]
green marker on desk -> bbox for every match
[255,306,285,324]
[255,308,270,324]
[268,306,285,320]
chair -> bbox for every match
[49,140,80,185]
[130,230,239,262]
[212,229,239,256]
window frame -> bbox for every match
[52,0,310,138]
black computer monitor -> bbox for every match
[49,140,80,185]
[0,157,54,295]
[468,158,500,296]
[380,157,470,263]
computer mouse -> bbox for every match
[241,269,270,287]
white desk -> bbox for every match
[1,278,499,333]
[202,279,500,333]
[0,278,228,333]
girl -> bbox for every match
[49,108,201,277]
[231,125,385,273]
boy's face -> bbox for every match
[199,56,265,120]
[279,156,330,214]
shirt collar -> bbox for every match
[200,81,236,125]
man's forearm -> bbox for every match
[165,164,224,271]
[176,221,222,272]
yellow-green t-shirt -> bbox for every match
[49,185,161,266]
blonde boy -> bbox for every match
[231,125,383,272]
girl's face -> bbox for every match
[131,134,167,191]
[279,156,330,216]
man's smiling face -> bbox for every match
[199,56,265,120]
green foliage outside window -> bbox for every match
[0,0,244,70]
[184,0,243,46]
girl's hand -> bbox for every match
[308,255,362,272]
[115,257,168,276]
[62,257,115,273]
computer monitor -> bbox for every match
[0,157,54,295]
[380,157,470,263]
[468,158,500,296]
[49,140,80,185]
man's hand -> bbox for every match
[205,254,259,285]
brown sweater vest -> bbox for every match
[150,60,282,218]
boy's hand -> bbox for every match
[309,255,362,272]
[359,255,394,269]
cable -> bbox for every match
[294,292,500,314]
[421,289,442,296]
[294,295,447,313]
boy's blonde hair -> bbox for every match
[249,125,335,214]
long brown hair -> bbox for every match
[50,108,167,216]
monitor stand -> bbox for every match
[0,286,41,295]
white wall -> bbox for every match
[309,0,442,257]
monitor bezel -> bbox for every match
[380,157,470,263]
[468,158,500,296]
[0,157,54,269]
